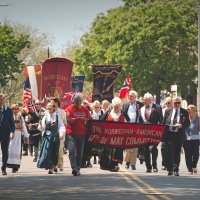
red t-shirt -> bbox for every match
[66,105,91,135]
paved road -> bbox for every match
[0,146,200,200]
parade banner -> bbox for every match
[92,65,122,102]
[71,75,85,92]
[41,57,73,98]
[87,120,166,148]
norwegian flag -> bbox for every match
[119,73,132,99]
[85,91,92,103]
[27,100,36,113]
[23,78,32,105]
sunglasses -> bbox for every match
[174,102,181,105]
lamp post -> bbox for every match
[198,6,200,114]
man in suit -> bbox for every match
[0,93,15,175]
[122,90,143,170]
[162,96,190,176]
[139,93,163,173]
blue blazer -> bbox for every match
[0,106,15,140]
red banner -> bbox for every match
[41,57,73,99]
[88,120,166,148]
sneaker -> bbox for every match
[161,166,167,170]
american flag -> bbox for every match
[23,78,32,105]
[119,73,132,99]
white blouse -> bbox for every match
[38,112,66,138]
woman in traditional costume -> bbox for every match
[37,102,66,174]
[7,104,29,173]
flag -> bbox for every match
[85,91,92,103]
[71,75,85,92]
[23,78,32,105]
[27,100,36,113]
[92,65,122,102]
[23,65,42,100]
[119,73,132,99]
[62,92,81,109]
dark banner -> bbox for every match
[87,120,166,148]
[71,75,85,92]
[92,65,122,102]
[41,57,73,99]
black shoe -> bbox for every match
[2,171,7,175]
[174,171,179,176]
[125,162,130,169]
[146,169,152,173]
[131,165,136,170]
[140,159,144,164]
[81,163,87,168]
[54,167,58,173]
[33,158,37,162]
[48,170,53,174]
[153,168,158,172]
[168,171,173,176]
[72,169,79,176]
[12,169,17,173]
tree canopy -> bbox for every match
[72,0,198,103]
[0,23,30,88]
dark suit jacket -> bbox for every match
[139,103,163,125]
[162,107,190,143]
[122,101,143,123]
[0,106,15,140]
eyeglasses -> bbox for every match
[174,102,181,105]
[166,102,171,105]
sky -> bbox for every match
[0,0,123,54]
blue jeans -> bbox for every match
[66,134,85,171]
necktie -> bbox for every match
[172,110,178,130]
[145,106,150,120]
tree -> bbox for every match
[73,0,198,104]
[0,23,30,89]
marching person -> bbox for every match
[122,90,143,170]
[50,97,66,172]
[7,104,29,173]
[100,97,130,172]
[37,102,66,174]
[139,93,163,173]
[162,97,190,176]
[66,94,91,176]
[0,93,15,175]
[183,105,200,174]
[161,96,173,170]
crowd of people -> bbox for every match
[0,90,199,177]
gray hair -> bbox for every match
[112,97,122,106]
[129,90,138,98]
[73,93,84,102]
[143,92,153,100]
[92,100,101,109]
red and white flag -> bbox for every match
[119,73,132,99]
[23,65,42,101]
[85,91,92,103]
[27,100,36,113]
